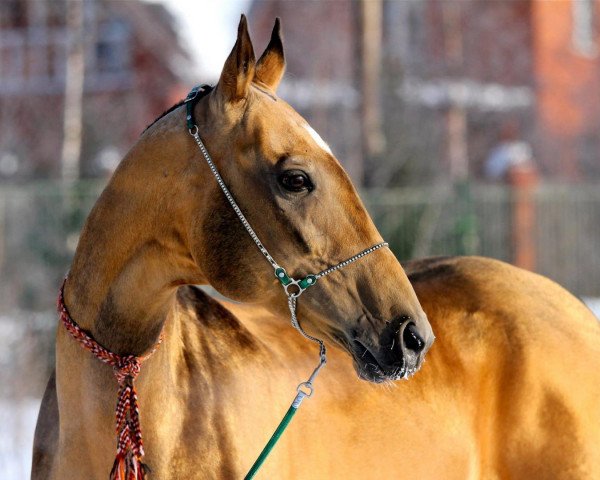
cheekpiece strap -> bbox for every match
[185,84,213,131]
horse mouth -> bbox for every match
[350,339,419,384]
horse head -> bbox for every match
[141,16,434,382]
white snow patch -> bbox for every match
[0,398,41,480]
[304,124,332,155]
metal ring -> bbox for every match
[284,279,304,298]
[188,125,199,136]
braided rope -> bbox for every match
[57,280,162,480]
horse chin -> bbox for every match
[353,359,421,384]
[331,332,421,384]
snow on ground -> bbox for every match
[0,398,40,480]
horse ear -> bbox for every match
[216,15,256,102]
[254,18,286,92]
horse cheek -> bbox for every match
[197,197,262,302]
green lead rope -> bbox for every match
[244,388,310,480]
[244,279,325,480]
[242,253,382,478]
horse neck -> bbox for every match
[63,126,208,356]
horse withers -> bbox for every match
[32,15,600,480]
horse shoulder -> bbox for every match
[405,256,600,478]
[171,286,328,478]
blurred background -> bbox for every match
[1,0,599,477]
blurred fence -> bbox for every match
[1,180,599,320]
[365,183,600,297]
[1,179,600,397]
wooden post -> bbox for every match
[508,164,539,271]
[360,0,386,165]
[442,1,468,182]
[61,0,86,181]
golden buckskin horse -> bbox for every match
[33,16,600,480]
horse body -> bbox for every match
[34,256,600,479]
[32,16,600,480]
[240,256,600,479]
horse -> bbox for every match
[32,16,600,480]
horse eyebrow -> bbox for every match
[276,155,290,167]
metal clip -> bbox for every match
[297,381,314,397]
[291,381,314,409]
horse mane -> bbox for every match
[143,84,215,134]
[142,99,187,134]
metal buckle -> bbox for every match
[184,86,201,103]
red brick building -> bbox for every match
[250,1,365,182]
[250,0,600,184]
[0,0,192,179]
[533,0,600,179]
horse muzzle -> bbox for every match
[349,314,434,383]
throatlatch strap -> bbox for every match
[57,280,163,480]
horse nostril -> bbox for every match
[402,322,425,354]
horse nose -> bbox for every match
[377,314,433,368]
[402,322,426,354]
[387,317,433,376]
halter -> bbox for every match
[185,85,388,478]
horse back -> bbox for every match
[405,256,600,479]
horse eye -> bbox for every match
[278,171,313,192]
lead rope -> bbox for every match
[185,85,388,479]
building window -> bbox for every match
[0,0,26,28]
[572,0,597,56]
[96,18,131,73]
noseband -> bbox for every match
[185,85,388,478]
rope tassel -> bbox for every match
[110,451,149,480]
[109,377,149,480]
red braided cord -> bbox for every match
[57,280,163,480]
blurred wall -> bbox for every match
[250,0,600,185]
[0,0,192,180]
